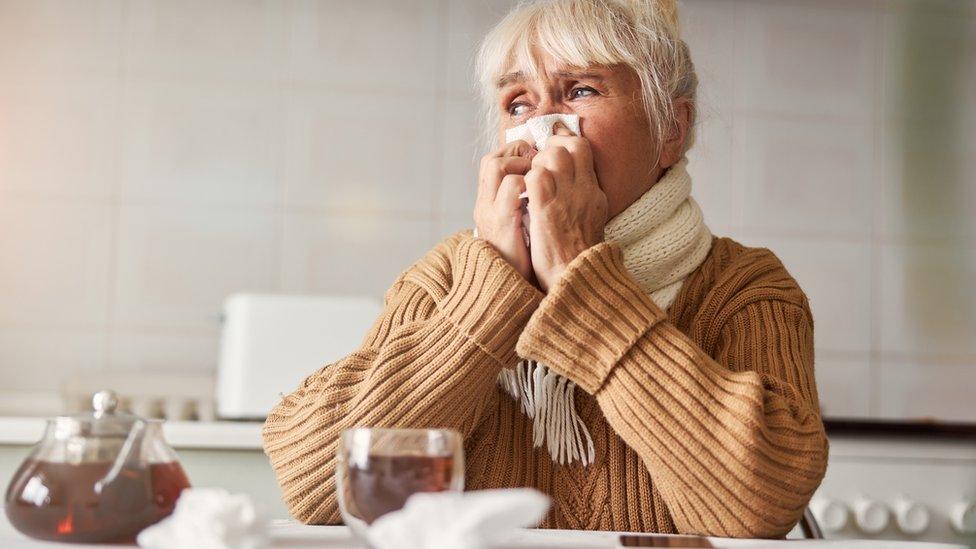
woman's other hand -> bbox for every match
[473,140,537,282]
[525,122,608,292]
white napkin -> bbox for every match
[137,488,269,549]
[366,488,551,549]
[502,114,581,246]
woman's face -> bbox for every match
[495,51,683,219]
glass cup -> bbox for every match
[335,428,464,541]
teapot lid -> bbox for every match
[52,389,145,438]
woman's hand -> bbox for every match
[473,140,537,282]
[524,123,608,292]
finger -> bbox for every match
[492,139,536,159]
[524,167,557,206]
[479,155,533,200]
[497,174,527,212]
[552,120,575,137]
[531,145,575,180]
[546,134,593,178]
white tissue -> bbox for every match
[504,113,580,151]
[366,488,551,549]
[137,488,268,549]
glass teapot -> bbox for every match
[4,390,191,543]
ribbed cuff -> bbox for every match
[439,236,544,366]
[516,242,666,393]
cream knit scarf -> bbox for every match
[496,157,712,466]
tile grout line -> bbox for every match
[867,0,887,419]
[273,1,290,295]
[430,0,451,243]
[100,0,131,377]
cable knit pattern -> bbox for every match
[497,157,713,465]
[262,232,828,538]
[603,157,713,308]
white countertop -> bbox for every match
[0,417,263,450]
[4,416,976,460]
[0,517,967,549]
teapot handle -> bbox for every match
[94,419,148,494]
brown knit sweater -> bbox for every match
[262,232,828,538]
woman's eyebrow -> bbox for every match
[495,69,606,89]
[552,70,605,81]
[495,71,524,88]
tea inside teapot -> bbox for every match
[4,390,191,543]
[6,458,189,543]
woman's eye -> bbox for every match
[570,86,596,99]
[508,103,530,116]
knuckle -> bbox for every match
[564,138,585,154]
[511,139,532,154]
[481,158,505,178]
[500,173,521,187]
[539,146,572,170]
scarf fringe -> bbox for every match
[497,360,595,466]
[493,157,709,468]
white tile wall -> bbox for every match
[279,212,435,298]
[877,242,976,359]
[681,0,738,236]
[877,118,976,241]
[0,0,972,423]
[438,97,482,233]
[107,330,219,374]
[285,0,441,93]
[122,0,286,83]
[444,0,517,97]
[733,115,874,238]
[282,90,439,215]
[120,81,284,207]
[814,357,873,419]
[732,0,880,121]
[0,0,123,79]
[0,201,113,329]
[879,359,976,423]
[112,205,279,331]
[680,0,736,116]
[0,330,103,392]
[882,1,976,127]
[0,78,120,200]
[686,116,737,235]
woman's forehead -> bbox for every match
[495,62,617,89]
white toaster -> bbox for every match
[216,293,382,419]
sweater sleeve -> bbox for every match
[262,236,543,524]
[515,242,828,539]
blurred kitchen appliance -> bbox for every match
[809,433,976,545]
[216,293,382,419]
[61,372,216,421]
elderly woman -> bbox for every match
[263,0,827,538]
